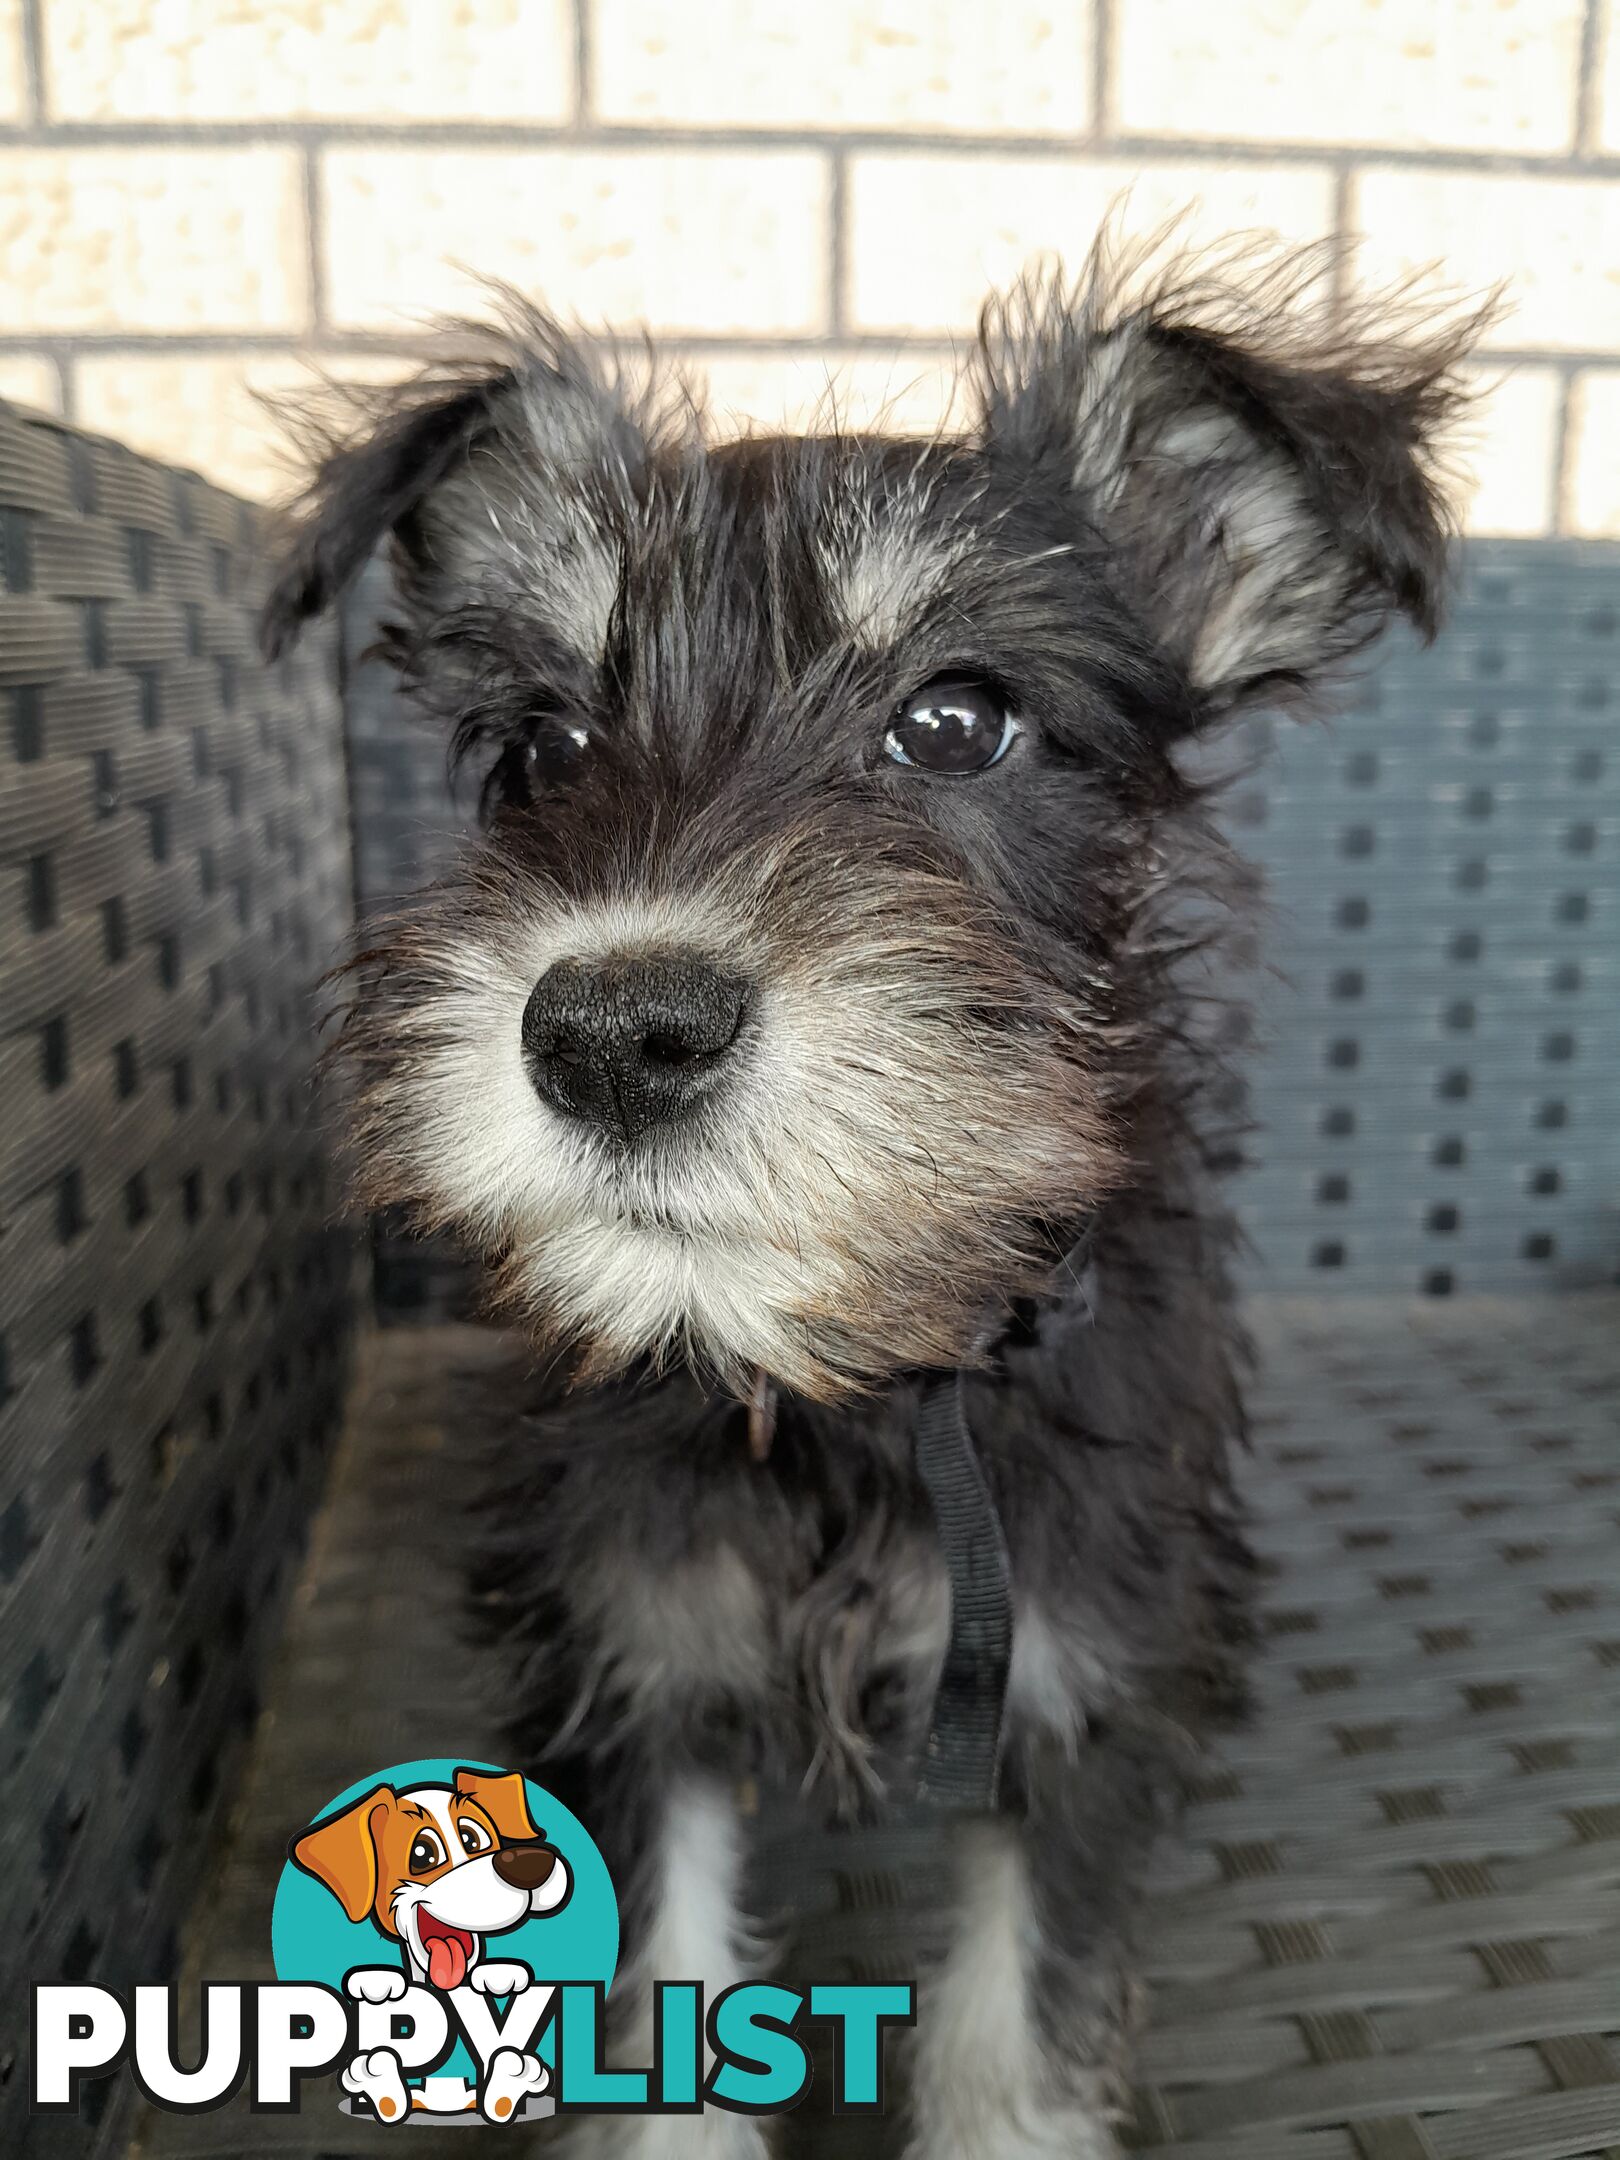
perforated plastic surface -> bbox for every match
[0,402,358,2159]
[1228,546,1620,1295]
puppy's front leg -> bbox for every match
[907,1788,1131,2160]
[563,1774,773,2160]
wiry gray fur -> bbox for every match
[267,232,1481,2156]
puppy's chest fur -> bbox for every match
[479,1254,1245,1811]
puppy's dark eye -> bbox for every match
[457,1819,492,1856]
[408,1830,446,1874]
[884,676,1017,774]
[484,718,591,814]
[527,718,591,780]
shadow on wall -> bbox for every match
[341,543,1620,1314]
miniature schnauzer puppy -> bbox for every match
[266,237,1477,2158]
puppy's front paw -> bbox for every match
[342,2046,410,2124]
[468,1959,530,1997]
[481,2046,549,2122]
[346,1966,408,2005]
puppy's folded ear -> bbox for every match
[975,237,1490,721]
[259,300,668,662]
[260,374,508,658]
[453,1766,539,1845]
[290,1785,396,1923]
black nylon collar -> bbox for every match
[913,1218,1100,1812]
[913,1365,1014,1808]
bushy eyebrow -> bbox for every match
[401,1802,430,1822]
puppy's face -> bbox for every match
[290,1769,569,1990]
[270,245,1473,1399]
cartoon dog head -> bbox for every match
[291,1766,572,1990]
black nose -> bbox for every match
[522,952,749,1141]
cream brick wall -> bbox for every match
[0,355,63,414]
[1355,168,1620,353]
[1453,365,1563,539]
[1566,371,1620,536]
[71,351,403,496]
[845,156,1337,333]
[0,147,308,332]
[590,0,1094,134]
[1114,0,1585,154]
[0,0,1616,536]
[44,0,574,123]
[699,350,965,440]
[0,0,23,122]
[1599,4,1620,152]
[322,146,831,335]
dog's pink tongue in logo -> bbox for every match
[420,1915,472,1990]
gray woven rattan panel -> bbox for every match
[1228,544,1620,1295]
[1130,1294,1620,2160]
[341,538,1620,1313]
[0,402,358,2157]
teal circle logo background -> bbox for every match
[271,1758,618,2077]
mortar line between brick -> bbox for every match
[19,0,46,127]
[572,0,594,130]
[1091,0,1116,141]
[44,342,74,421]
[6,118,1620,179]
[8,332,1618,370]
[1330,163,1355,323]
[1549,361,1582,537]
[1575,0,1604,156]
[303,145,329,339]
[827,151,849,340]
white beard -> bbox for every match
[348,864,1115,1398]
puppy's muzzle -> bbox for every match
[522,951,749,1143]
